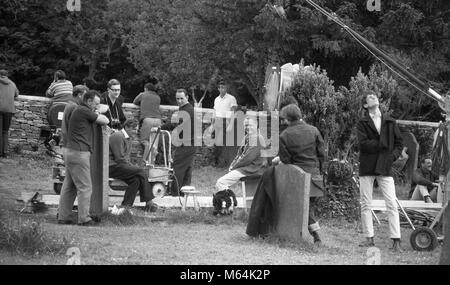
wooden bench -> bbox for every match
[370,200,442,211]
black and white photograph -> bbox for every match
[0,0,449,268]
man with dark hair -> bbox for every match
[410,158,442,203]
[213,80,237,146]
[276,103,325,245]
[58,90,110,226]
[46,70,73,103]
[60,85,89,149]
[357,90,403,252]
[0,69,19,158]
[161,89,196,196]
[109,118,157,211]
[133,83,162,166]
[101,79,126,130]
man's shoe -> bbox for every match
[390,238,403,253]
[78,220,98,227]
[58,220,74,225]
[312,231,322,245]
[359,237,375,247]
[424,196,433,203]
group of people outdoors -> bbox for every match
[0,68,444,251]
[49,71,242,225]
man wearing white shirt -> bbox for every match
[213,81,237,146]
[356,91,404,252]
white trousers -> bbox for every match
[215,169,246,192]
[359,176,401,239]
[411,184,443,203]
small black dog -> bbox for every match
[212,189,238,216]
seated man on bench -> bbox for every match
[109,118,158,211]
[213,117,266,215]
[410,158,442,203]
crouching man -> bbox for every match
[109,118,158,211]
[213,117,266,215]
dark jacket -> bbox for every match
[231,134,266,176]
[357,112,403,176]
[246,166,277,237]
[161,102,195,147]
[100,92,126,128]
[279,120,325,173]
[410,167,439,196]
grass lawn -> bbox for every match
[0,152,443,265]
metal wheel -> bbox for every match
[410,227,438,251]
[152,182,166,198]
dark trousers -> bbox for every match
[109,163,154,206]
[308,197,318,226]
[172,146,196,195]
[0,112,13,156]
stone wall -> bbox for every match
[9,95,219,167]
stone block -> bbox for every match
[274,164,310,241]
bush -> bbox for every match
[0,215,73,257]
[317,180,360,222]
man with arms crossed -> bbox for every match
[58,90,109,226]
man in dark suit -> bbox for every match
[357,90,403,252]
[161,89,197,196]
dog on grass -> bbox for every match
[212,189,238,216]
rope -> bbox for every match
[304,0,442,104]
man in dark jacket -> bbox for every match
[0,69,19,158]
[357,91,403,252]
[109,118,157,211]
[214,118,266,214]
[161,89,197,196]
[101,79,126,130]
[409,158,442,203]
[277,104,324,245]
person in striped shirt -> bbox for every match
[46,70,73,103]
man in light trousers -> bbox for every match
[357,90,403,252]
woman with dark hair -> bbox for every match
[46,70,73,103]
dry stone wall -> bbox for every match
[9,95,218,167]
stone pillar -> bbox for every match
[89,125,110,215]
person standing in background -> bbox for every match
[133,83,162,166]
[0,69,19,158]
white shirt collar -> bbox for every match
[369,109,381,119]
[121,128,130,139]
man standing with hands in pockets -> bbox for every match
[357,90,404,252]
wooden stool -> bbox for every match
[181,186,200,211]
[240,175,261,213]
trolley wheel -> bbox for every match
[152,182,166,198]
[410,227,438,251]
